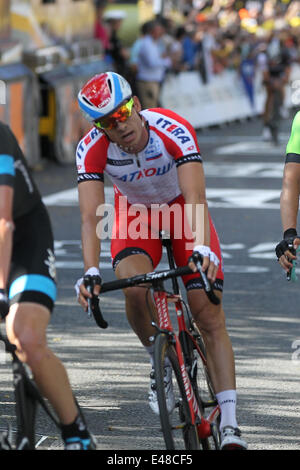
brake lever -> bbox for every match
[193,256,220,306]
[83,275,108,329]
[287,244,298,282]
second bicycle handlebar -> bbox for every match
[88,261,220,329]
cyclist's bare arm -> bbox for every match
[280,162,300,238]
[0,185,14,289]
[78,180,105,305]
[177,162,218,282]
[278,162,300,270]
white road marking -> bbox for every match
[214,141,286,156]
[44,187,281,210]
[206,188,280,209]
[198,133,289,144]
[204,162,284,178]
[53,240,273,274]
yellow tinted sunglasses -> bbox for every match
[94,98,134,130]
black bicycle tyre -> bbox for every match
[14,371,37,450]
[180,330,220,450]
[154,333,199,450]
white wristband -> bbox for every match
[193,245,220,267]
[193,245,211,257]
[85,267,100,277]
[209,251,220,267]
[74,267,100,298]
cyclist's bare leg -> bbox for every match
[187,289,235,394]
[5,302,78,425]
[115,254,157,346]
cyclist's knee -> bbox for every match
[6,302,50,364]
[188,290,226,334]
[15,329,48,365]
[194,308,226,337]
[123,286,149,312]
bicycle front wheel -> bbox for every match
[154,333,199,450]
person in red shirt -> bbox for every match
[93,0,110,50]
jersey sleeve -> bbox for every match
[0,154,15,187]
[286,111,300,163]
[148,109,202,167]
[76,128,109,184]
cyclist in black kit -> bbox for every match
[262,51,291,144]
[0,122,95,450]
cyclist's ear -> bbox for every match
[133,95,142,112]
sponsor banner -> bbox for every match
[160,64,300,129]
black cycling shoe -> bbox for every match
[64,433,97,450]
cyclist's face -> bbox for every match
[103,96,148,153]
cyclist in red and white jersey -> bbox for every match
[75,71,247,450]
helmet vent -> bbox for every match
[82,96,93,106]
[107,78,113,93]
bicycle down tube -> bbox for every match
[152,287,215,441]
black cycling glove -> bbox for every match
[0,289,9,319]
[275,228,298,259]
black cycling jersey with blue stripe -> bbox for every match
[0,122,41,220]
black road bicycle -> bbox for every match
[0,328,89,450]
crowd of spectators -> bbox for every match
[93,0,300,109]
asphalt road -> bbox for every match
[1,110,300,452]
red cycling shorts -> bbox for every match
[110,188,224,291]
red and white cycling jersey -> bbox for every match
[76,108,203,206]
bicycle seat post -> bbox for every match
[159,231,179,295]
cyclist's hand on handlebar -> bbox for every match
[74,267,101,311]
[275,229,300,273]
[188,245,220,283]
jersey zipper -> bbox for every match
[135,154,141,168]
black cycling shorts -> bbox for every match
[7,202,57,312]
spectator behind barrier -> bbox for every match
[103,9,129,77]
[128,21,152,95]
[93,0,110,51]
[136,19,173,109]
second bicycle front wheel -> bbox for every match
[154,333,199,450]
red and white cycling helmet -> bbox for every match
[78,71,132,122]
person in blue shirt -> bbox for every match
[136,19,173,109]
